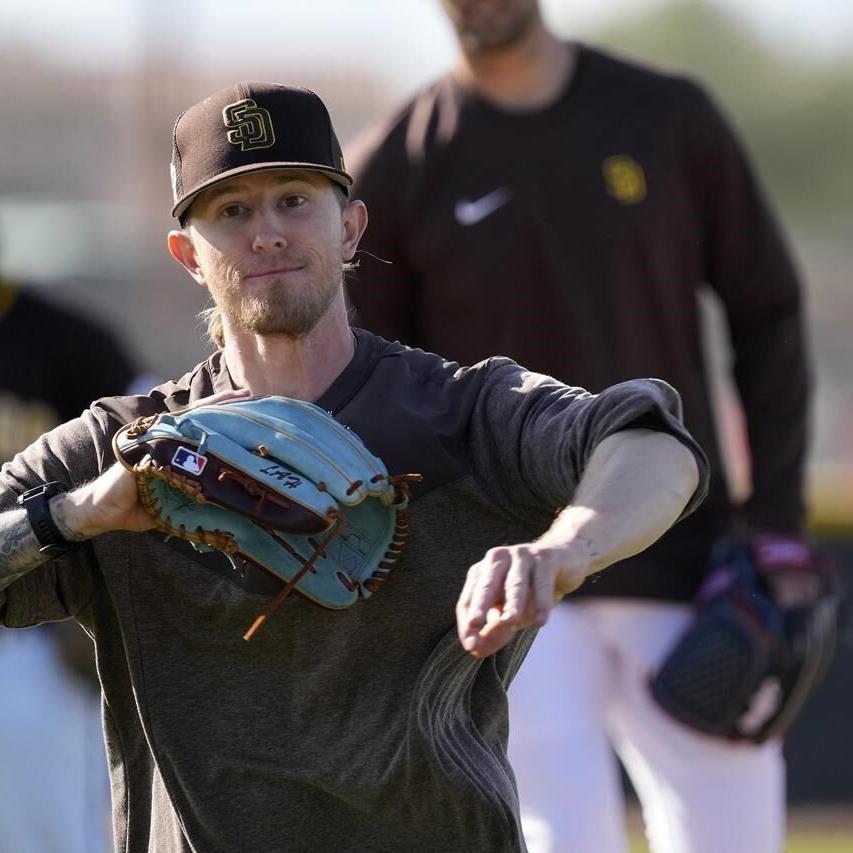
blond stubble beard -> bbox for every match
[238,276,339,339]
[214,266,341,340]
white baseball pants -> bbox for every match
[508,599,785,853]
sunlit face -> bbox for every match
[177,170,359,340]
[441,0,540,51]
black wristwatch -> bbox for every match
[16,481,79,558]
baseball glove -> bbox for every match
[650,534,842,743]
[113,396,420,639]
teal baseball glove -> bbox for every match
[113,396,419,639]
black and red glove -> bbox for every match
[650,534,843,743]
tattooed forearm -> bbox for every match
[0,508,51,590]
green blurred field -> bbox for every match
[627,806,853,852]
[783,836,853,853]
[630,834,853,853]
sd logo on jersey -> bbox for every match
[602,155,647,205]
[172,447,208,477]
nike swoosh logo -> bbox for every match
[454,187,512,226]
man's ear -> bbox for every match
[167,229,205,286]
[341,199,368,263]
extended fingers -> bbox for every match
[456,548,510,651]
[456,544,571,658]
[498,547,536,625]
[472,548,537,658]
[530,550,559,623]
[497,544,562,628]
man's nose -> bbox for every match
[251,208,288,252]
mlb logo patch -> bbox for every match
[172,446,208,477]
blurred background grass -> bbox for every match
[627,805,853,852]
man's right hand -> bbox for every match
[51,389,253,541]
[50,462,154,540]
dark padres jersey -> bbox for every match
[347,44,810,602]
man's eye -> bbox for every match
[220,204,245,218]
[281,195,307,208]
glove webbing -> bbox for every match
[243,473,421,640]
[242,511,346,641]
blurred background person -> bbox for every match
[345,1,812,850]
[0,256,146,852]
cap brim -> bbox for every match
[172,162,353,219]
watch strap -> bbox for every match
[17,482,79,557]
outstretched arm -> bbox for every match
[456,429,700,657]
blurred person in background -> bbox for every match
[0,265,144,852]
[346,0,812,851]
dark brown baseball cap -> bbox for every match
[170,82,352,219]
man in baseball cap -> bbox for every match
[167,82,362,350]
[0,81,706,852]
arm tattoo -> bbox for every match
[0,508,51,591]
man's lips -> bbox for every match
[244,265,304,279]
